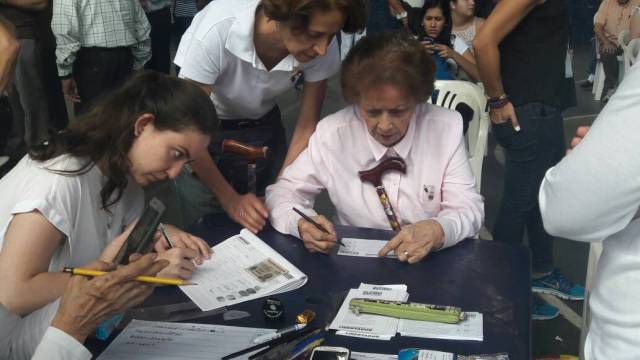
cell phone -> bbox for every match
[310,346,350,360]
[114,197,166,265]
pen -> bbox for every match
[252,323,306,344]
[62,267,197,286]
[221,326,318,360]
[160,222,198,266]
[292,207,345,247]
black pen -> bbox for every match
[292,207,345,247]
[222,326,318,360]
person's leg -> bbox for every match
[600,49,619,91]
[491,104,541,246]
[40,45,68,131]
[11,39,51,148]
[145,7,172,74]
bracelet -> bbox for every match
[395,11,408,20]
[488,94,510,110]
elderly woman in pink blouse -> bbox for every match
[265,32,484,264]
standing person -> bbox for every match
[0,72,214,359]
[473,0,583,320]
[593,0,640,101]
[0,0,52,162]
[450,0,485,49]
[169,0,366,232]
[539,61,640,359]
[367,0,408,35]
[142,0,172,74]
[51,0,151,114]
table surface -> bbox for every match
[90,215,531,359]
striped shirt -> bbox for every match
[51,0,151,77]
[174,0,198,18]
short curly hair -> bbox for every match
[341,32,436,105]
[261,0,367,34]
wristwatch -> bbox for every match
[395,11,408,20]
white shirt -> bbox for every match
[174,0,341,119]
[0,155,143,359]
[1,305,91,360]
[539,61,640,359]
[266,104,484,248]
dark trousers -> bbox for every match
[601,47,622,90]
[145,7,172,74]
[492,103,565,274]
[73,47,133,115]
[211,106,288,196]
[6,39,51,153]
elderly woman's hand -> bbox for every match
[50,253,168,343]
[298,215,338,254]
[378,219,445,264]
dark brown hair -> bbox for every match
[261,0,367,34]
[29,72,218,211]
[341,32,436,104]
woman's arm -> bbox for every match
[0,212,68,315]
[438,45,481,82]
[281,79,327,170]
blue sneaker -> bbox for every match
[532,269,585,300]
[532,296,559,320]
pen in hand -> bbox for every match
[159,223,198,265]
[291,207,345,247]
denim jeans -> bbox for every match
[492,103,565,274]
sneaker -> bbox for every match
[579,79,593,89]
[532,296,559,320]
[532,269,585,300]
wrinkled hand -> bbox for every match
[490,102,520,131]
[298,215,337,254]
[61,78,81,103]
[378,220,445,264]
[153,224,212,264]
[567,125,590,154]
[224,192,269,233]
[51,253,168,343]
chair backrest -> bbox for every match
[428,80,490,192]
[627,38,640,67]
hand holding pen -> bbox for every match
[293,207,343,254]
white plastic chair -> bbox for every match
[625,38,640,74]
[429,80,492,240]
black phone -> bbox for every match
[114,197,166,265]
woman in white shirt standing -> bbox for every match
[449,0,485,50]
[266,32,484,264]
[0,72,214,359]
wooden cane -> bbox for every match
[221,139,268,194]
[358,157,407,231]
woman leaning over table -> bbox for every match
[0,72,215,360]
[266,32,484,264]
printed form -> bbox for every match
[97,320,275,360]
[338,238,397,258]
[180,229,307,311]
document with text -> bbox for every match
[180,229,307,311]
[97,320,275,360]
[338,238,397,258]
[398,312,483,341]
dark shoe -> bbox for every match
[580,80,593,89]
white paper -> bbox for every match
[97,320,275,360]
[415,350,455,360]
[351,352,398,360]
[338,238,397,258]
[329,284,408,340]
[180,229,307,311]
[398,312,483,341]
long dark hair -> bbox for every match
[419,0,453,48]
[29,72,218,211]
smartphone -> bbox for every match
[310,346,350,360]
[114,197,166,265]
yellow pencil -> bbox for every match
[62,267,197,286]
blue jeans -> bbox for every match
[492,103,565,274]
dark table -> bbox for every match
[90,215,531,359]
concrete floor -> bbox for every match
[275,43,604,358]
